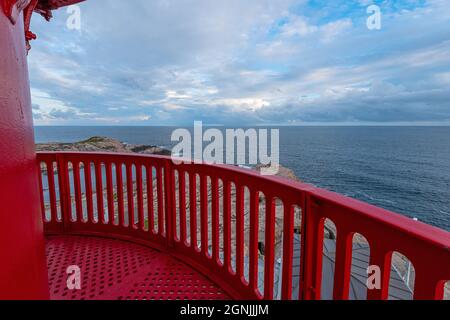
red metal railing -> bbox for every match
[36,152,450,300]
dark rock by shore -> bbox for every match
[36,136,171,156]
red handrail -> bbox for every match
[36,152,450,300]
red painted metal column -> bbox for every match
[0,4,49,299]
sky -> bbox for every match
[28,0,450,126]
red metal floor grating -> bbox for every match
[45,235,230,300]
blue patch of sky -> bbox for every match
[275,0,428,30]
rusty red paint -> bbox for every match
[37,0,85,11]
[1,0,31,24]
[1,0,86,51]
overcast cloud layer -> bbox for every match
[29,0,450,125]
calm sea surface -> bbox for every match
[34,126,450,231]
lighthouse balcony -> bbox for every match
[37,152,450,300]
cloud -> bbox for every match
[275,14,352,42]
[278,16,319,37]
[213,98,271,112]
[28,0,450,125]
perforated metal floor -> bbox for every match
[45,235,230,300]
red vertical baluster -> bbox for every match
[223,180,232,272]
[84,161,94,224]
[297,193,307,300]
[264,196,276,299]
[236,185,245,281]
[212,177,220,263]
[249,189,260,293]
[413,277,439,300]
[200,174,209,257]
[301,195,325,300]
[366,248,390,300]
[37,161,46,222]
[106,162,115,225]
[57,156,72,232]
[179,170,187,243]
[73,161,83,222]
[136,164,144,230]
[281,203,294,300]
[190,172,198,250]
[413,259,446,300]
[116,163,125,227]
[46,161,58,223]
[164,162,175,245]
[157,166,164,235]
[146,165,154,232]
[171,170,181,242]
[312,217,325,300]
[95,162,104,224]
[126,163,135,228]
[435,281,446,301]
[332,228,353,300]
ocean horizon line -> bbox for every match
[33,123,450,128]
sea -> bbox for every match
[34,126,450,232]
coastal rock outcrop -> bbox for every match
[36,136,171,156]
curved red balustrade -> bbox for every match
[37,152,450,300]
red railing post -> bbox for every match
[236,184,245,281]
[249,189,260,293]
[157,166,165,235]
[179,170,187,244]
[200,174,209,258]
[212,177,220,264]
[37,163,46,222]
[56,154,71,232]
[84,161,94,224]
[189,171,198,251]
[164,160,176,248]
[297,191,307,300]
[281,203,294,300]
[300,193,325,300]
[366,249,391,300]
[73,161,83,222]
[223,179,232,272]
[332,227,353,300]
[106,161,115,225]
[125,163,134,227]
[46,160,58,224]
[145,164,154,232]
[413,273,441,300]
[264,195,276,299]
